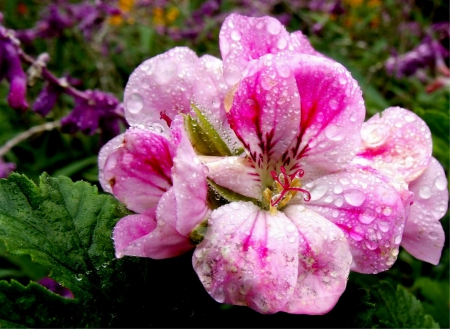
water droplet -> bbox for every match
[277,38,287,49]
[334,185,343,194]
[261,77,275,90]
[339,177,350,185]
[231,30,241,41]
[334,197,344,207]
[360,122,389,147]
[127,93,143,114]
[365,240,377,250]
[328,99,339,110]
[310,184,328,201]
[344,189,366,206]
[394,235,401,244]
[193,157,200,165]
[434,176,447,191]
[377,221,390,232]
[359,209,376,224]
[275,63,291,78]
[325,124,345,141]
[266,19,281,35]
[224,64,241,86]
[404,114,416,122]
[332,210,339,218]
[349,231,363,241]
[349,111,357,122]
[230,202,239,210]
[418,185,431,199]
[338,76,347,85]
[428,230,440,240]
[324,195,334,203]
[391,248,399,256]
[382,207,392,216]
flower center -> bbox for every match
[263,166,311,214]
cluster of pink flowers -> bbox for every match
[98,14,448,314]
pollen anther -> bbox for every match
[268,166,311,209]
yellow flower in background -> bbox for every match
[109,0,135,26]
[152,6,179,27]
[343,0,381,27]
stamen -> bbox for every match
[160,111,172,126]
[269,166,310,208]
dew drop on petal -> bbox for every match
[434,176,447,191]
[231,30,242,41]
[344,189,366,206]
[404,113,416,122]
[382,207,392,216]
[334,197,344,207]
[365,240,377,250]
[277,37,287,50]
[127,93,144,114]
[310,184,329,201]
[325,124,345,141]
[334,185,343,194]
[193,156,200,165]
[266,19,281,35]
[358,209,376,224]
[428,230,439,240]
[418,185,432,199]
[377,221,390,232]
[328,99,339,110]
[224,64,242,86]
[394,235,402,244]
[275,63,291,78]
[349,231,363,241]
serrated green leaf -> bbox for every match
[0,173,150,327]
[413,278,450,328]
[0,280,83,328]
[373,281,440,328]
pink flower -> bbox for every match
[353,107,448,265]
[193,47,411,313]
[98,47,232,258]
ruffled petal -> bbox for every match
[401,157,448,264]
[227,54,301,181]
[282,206,352,315]
[303,167,407,273]
[193,202,299,314]
[220,14,320,86]
[98,133,125,193]
[102,127,175,213]
[288,54,365,182]
[113,208,157,258]
[201,155,262,199]
[123,47,226,133]
[170,116,210,236]
[356,107,432,182]
[116,188,194,259]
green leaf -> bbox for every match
[0,173,149,327]
[0,280,82,328]
[184,104,234,156]
[373,281,440,328]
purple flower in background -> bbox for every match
[33,81,62,116]
[386,37,449,78]
[0,27,28,112]
[38,277,74,299]
[61,90,126,145]
[0,159,15,178]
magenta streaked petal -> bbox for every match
[123,47,225,133]
[201,155,262,199]
[303,167,407,273]
[401,157,448,264]
[113,208,157,258]
[282,206,352,315]
[357,107,432,183]
[193,202,299,314]
[227,54,301,179]
[288,54,365,182]
[98,133,125,194]
[170,116,210,236]
[220,14,321,86]
[102,127,175,213]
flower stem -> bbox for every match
[0,120,62,158]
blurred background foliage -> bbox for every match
[0,0,448,327]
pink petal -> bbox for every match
[356,107,432,182]
[123,47,226,133]
[98,133,125,193]
[193,202,299,314]
[227,54,302,181]
[102,127,175,213]
[282,206,352,315]
[220,14,320,86]
[201,155,262,199]
[113,208,157,258]
[289,54,365,182]
[170,116,210,236]
[303,167,407,273]
[115,188,194,259]
[401,157,448,264]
